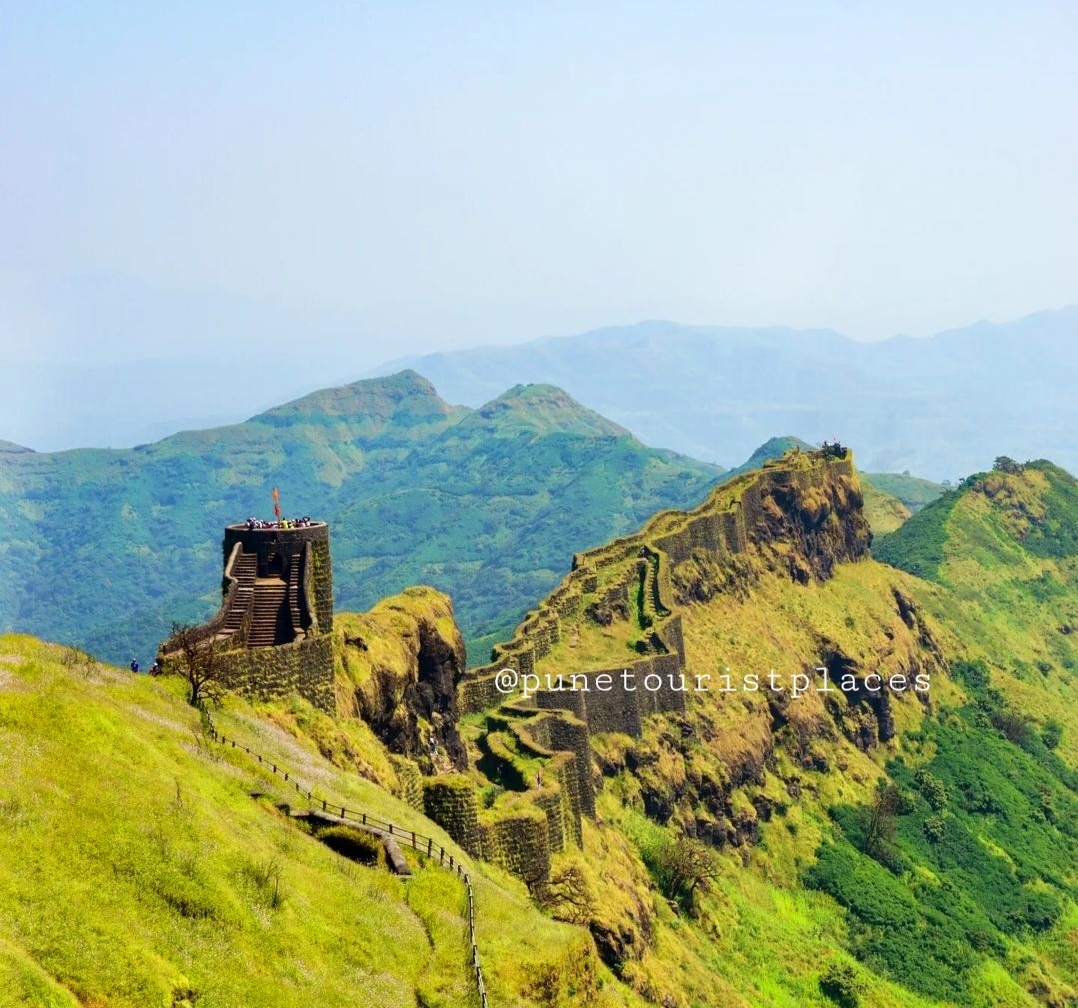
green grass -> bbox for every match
[1020,461,1078,559]
[811,699,1077,1003]
[0,634,599,1008]
[873,485,965,580]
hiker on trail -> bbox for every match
[130,658,139,673]
[535,771,543,788]
[149,661,161,677]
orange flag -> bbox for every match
[272,487,281,518]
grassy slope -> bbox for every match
[863,472,946,513]
[876,461,1078,767]
[569,566,986,1008]
[0,635,615,1008]
[860,481,911,535]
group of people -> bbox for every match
[130,658,161,676]
[244,516,315,530]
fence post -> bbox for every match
[202,731,491,1008]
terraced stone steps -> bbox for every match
[216,551,258,641]
[248,579,288,647]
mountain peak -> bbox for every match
[724,435,817,478]
[875,456,1078,581]
[472,383,631,439]
[251,370,465,433]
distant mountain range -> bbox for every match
[375,307,1078,482]
[7,300,1074,476]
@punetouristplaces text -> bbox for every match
[494,666,931,700]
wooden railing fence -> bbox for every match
[207,726,489,1007]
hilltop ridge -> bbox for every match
[468,383,633,439]
[2,445,1076,1007]
[439,446,1077,1005]
[250,370,468,437]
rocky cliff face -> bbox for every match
[336,587,467,772]
[661,446,872,601]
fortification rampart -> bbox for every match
[422,700,596,889]
[216,633,336,711]
[460,451,867,727]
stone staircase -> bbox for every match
[248,579,289,647]
[216,551,257,642]
[212,546,306,649]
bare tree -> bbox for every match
[659,837,720,913]
[860,783,901,860]
[536,863,595,924]
[164,622,228,708]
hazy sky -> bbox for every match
[2,2,1076,416]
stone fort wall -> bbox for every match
[216,633,336,712]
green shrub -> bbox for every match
[915,769,948,811]
[923,815,946,843]
[239,856,287,910]
[819,959,866,1007]
[1009,890,1063,933]
[1042,719,1063,750]
[951,659,990,692]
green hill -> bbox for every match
[450,448,1078,1006]
[860,480,912,535]
[0,634,607,1008]
[863,471,946,513]
[719,434,816,478]
[0,372,722,667]
[875,459,1078,760]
